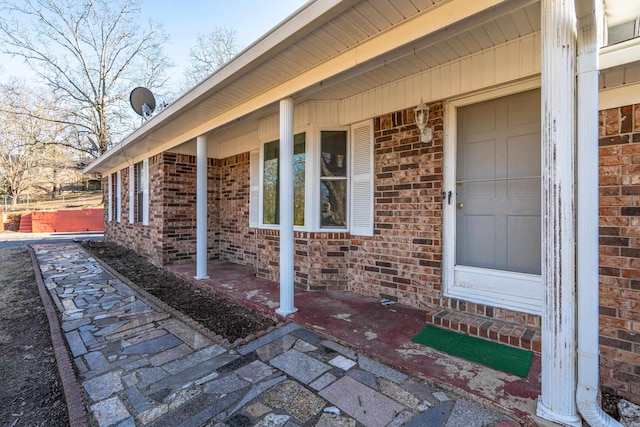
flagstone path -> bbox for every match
[33,243,518,427]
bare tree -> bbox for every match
[181,27,240,91]
[0,91,47,205]
[0,0,173,158]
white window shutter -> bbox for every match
[129,165,134,224]
[249,150,260,227]
[116,171,122,223]
[142,159,150,226]
[350,121,374,236]
[107,174,113,222]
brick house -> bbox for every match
[86,1,640,424]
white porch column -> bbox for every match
[195,134,209,280]
[276,97,297,316]
[537,0,580,425]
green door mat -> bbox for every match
[411,325,533,378]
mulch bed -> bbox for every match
[80,241,276,344]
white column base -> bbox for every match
[275,307,298,316]
[537,398,582,427]
[194,275,210,280]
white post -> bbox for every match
[537,0,580,425]
[195,134,209,280]
[276,97,297,316]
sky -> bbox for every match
[140,0,309,79]
[0,0,309,86]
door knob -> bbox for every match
[457,202,464,209]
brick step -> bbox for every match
[424,307,541,353]
[18,213,33,233]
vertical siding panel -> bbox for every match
[430,67,441,100]
[508,40,521,80]
[406,74,416,106]
[521,36,534,75]
[459,57,472,93]
[295,102,309,127]
[483,49,497,86]
[533,32,542,73]
[495,44,508,83]
[422,69,432,102]
[450,59,462,95]
[471,53,484,90]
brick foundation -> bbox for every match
[597,103,640,402]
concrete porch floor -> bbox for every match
[167,260,548,426]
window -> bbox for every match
[249,122,373,234]
[320,131,347,228]
[262,133,306,226]
[108,174,113,222]
[132,160,149,225]
[116,171,122,222]
[109,173,120,222]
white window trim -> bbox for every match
[258,128,311,231]
[254,126,354,232]
[443,78,542,315]
[316,126,350,232]
[116,170,122,223]
[107,174,113,222]
[142,158,150,226]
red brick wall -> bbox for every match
[105,154,173,265]
[598,103,640,402]
[349,104,444,307]
[256,230,349,291]
[219,153,256,267]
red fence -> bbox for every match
[24,208,104,233]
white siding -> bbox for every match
[214,131,260,159]
[259,100,341,141]
[340,33,541,124]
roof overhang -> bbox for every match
[85,0,639,176]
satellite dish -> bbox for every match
[130,87,156,119]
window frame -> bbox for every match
[259,130,309,230]
[255,125,351,232]
[318,128,349,231]
[132,159,149,226]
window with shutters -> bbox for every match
[249,122,372,234]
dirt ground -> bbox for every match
[0,247,68,427]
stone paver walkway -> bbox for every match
[33,243,518,427]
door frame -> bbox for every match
[442,78,543,315]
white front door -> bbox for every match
[444,87,542,315]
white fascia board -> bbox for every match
[87,0,508,175]
[599,81,640,109]
[599,37,640,70]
